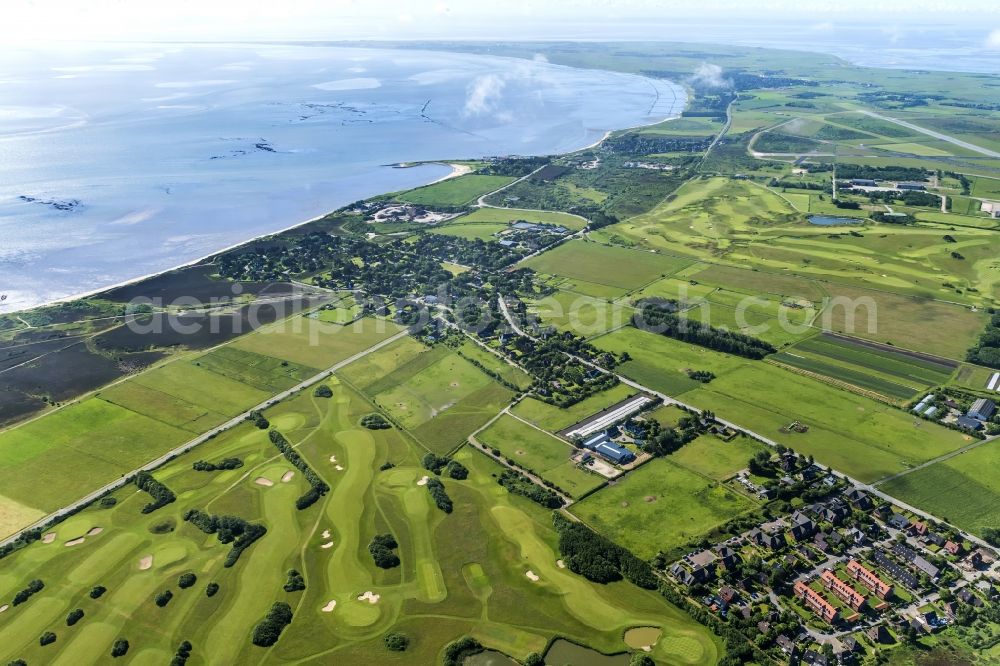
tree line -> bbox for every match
[182,509,266,567]
[633,300,775,359]
[268,430,330,509]
[553,514,657,589]
[135,471,176,514]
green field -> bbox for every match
[397,175,515,206]
[668,435,769,481]
[0,382,718,665]
[230,316,404,368]
[527,289,634,338]
[475,415,604,498]
[571,458,757,559]
[523,240,692,292]
[451,207,588,231]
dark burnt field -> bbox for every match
[101,264,293,304]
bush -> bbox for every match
[135,471,176,514]
[524,653,545,666]
[11,579,44,606]
[360,413,391,430]
[155,590,174,607]
[206,582,220,597]
[66,608,85,626]
[314,384,333,398]
[90,585,107,599]
[99,496,118,508]
[111,639,129,658]
[178,572,197,589]
[247,410,270,429]
[170,640,193,666]
[445,460,469,480]
[426,478,453,513]
[422,452,448,474]
[39,632,57,647]
[384,632,409,651]
[630,655,655,666]
[443,636,484,666]
[150,519,176,534]
[283,569,306,592]
[252,602,293,647]
[369,534,401,569]
[379,461,396,471]
[192,457,243,472]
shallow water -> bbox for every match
[808,215,861,226]
[0,43,685,310]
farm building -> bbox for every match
[593,441,636,464]
[986,372,1000,391]
[967,398,996,421]
[957,416,983,431]
[896,182,926,191]
[850,178,878,186]
[581,432,611,450]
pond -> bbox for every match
[807,215,862,226]
[623,627,662,650]
[543,639,630,666]
[465,650,520,666]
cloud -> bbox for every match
[532,53,549,63]
[986,29,1000,51]
[688,63,730,89]
[463,73,506,116]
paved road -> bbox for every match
[0,329,409,548]
[857,109,1000,158]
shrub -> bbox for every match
[369,534,401,569]
[178,573,197,589]
[425,478,453,513]
[90,585,107,599]
[251,602,293,647]
[360,413,391,430]
[155,590,174,607]
[443,637,484,666]
[283,569,306,592]
[314,384,333,398]
[99,497,118,508]
[422,452,448,474]
[384,632,409,651]
[150,519,176,534]
[192,457,243,472]
[66,608,85,626]
[11,579,44,606]
[39,632,57,647]
[524,653,545,666]
[379,461,395,471]
[170,640,193,666]
[111,639,129,658]
[206,582,220,597]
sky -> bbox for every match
[4,0,1000,45]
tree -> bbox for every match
[314,384,333,398]
[155,590,174,607]
[384,632,409,651]
[524,653,545,666]
[252,602,293,647]
[90,585,107,599]
[630,655,655,666]
[369,534,401,569]
[206,582,220,597]
[283,569,306,592]
[111,639,130,658]
[178,572,197,589]
[66,608,85,626]
[39,632,57,647]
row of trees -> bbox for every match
[268,430,330,509]
[12,579,44,606]
[421,453,468,480]
[426,478,453,513]
[135,472,176,514]
[171,640,193,666]
[967,310,1000,369]
[634,300,775,360]
[182,509,267,567]
[497,470,563,509]
[192,457,243,472]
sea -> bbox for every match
[0,43,685,311]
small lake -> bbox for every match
[623,627,662,650]
[807,215,862,226]
[543,639,629,666]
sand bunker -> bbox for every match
[254,477,274,487]
[0,605,7,613]
[42,532,56,544]
[87,527,104,536]
[357,590,380,604]
[65,537,85,547]
[329,455,338,463]
[525,570,540,582]
[322,529,331,539]
[556,559,566,569]
[335,465,344,471]
[281,471,295,483]
[138,555,153,570]
[321,541,334,549]
[321,600,337,613]
[417,475,430,486]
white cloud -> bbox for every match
[533,53,549,63]
[463,73,505,116]
[986,28,1000,50]
[688,63,730,89]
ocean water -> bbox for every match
[0,44,685,311]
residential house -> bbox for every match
[715,545,740,569]
[873,550,919,589]
[757,621,771,634]
[925,532,946,547]
[888,513,910,530]
[893,543,940,579]
[776,635,797,656]
[910,521,928,537]
[821,500,850,525]
[866,625,893,644]
[957,587,983,607]
[944,540,963,556]
[821,569,866,611]
[846,559,893,599]
[688,549,718,569]
[749,528,785,550]
[719,586,738,604]
[794,581,838,623]
[791,511,817,541]
[845,488,873,510]
[956,415,984,431]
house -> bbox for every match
[873,549,919,589]
[593,440,635,464]
[850,178,878,186]
[749,528,785,550]
[839,635,858,656]
[802,650,828,666]
[925,532,946,547]
[910,521,928,537]
[888,513,910,530]
[814,532,832,552]
[846,528,867,546]
[866,625,893,644]
[944,540,963,556]
[776,635,796,656]
[757,621,771,634]
[944,601,960,620]
[956,415,984,431]
[845,488,873,510]
[847,559,893,599]
[790,511,817,540]
[893,543,940,579]
[821,500,850,525]
[957,587,983,606]
[715,545,740,569]
[794,581,839,623]
[719,586,738,604]
[688,549,718,569]
[822,570,866,610]
[968,398,996,421]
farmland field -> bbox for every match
[571,458,757,559]
[0,383,717,665]
[475,414,604,498]
[230,316,404,368]
[397,175,515,206]
[668,435,770,481]
[523,240,692,291]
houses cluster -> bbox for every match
[913,393,996,433]
[495,221,570,251]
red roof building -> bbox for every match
[847,559,893,599]
[794,580,838,623]
[821,570,866,611]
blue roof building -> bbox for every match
[581,432,610,450]
[594,441,635,464]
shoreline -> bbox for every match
[5,97,684,316]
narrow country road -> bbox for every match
[0,328,410,548]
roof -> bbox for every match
[957,416,983,430]
[581,432,610,449]
[594,441,635,463]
